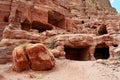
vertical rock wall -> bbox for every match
[0,0,12,40]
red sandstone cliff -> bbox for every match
[0,0,116,38]
[0,0,120,63]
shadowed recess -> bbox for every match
[65,47,90,61]
[98,24,108,35]
[94,43,110,59]
[32,21,53,32]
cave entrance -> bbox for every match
[21,19,31,31]
[32,21,53,32]
[65,47,90,61]
[4,16,9,22]
[81,20,85,24]
[94,44,110,59]
[98,24,108,35]
[48,10,65,28]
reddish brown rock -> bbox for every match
[0,0,120,63]
[12,45,30,72]
[12,43,55,72]
[0,39,32,64]
[2,24,45,42]
[54,34,117,60]
[0,74,5,80]
[51,46,65,58]
[0,0,11,40]
[26,44,55,71]
[7,0,118,34]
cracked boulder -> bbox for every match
[12,43,55,72]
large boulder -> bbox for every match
[12,43,55,72]
[12,45,30,72]
[26,44,55,71]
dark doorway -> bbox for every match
[32,21,53,32]
[4,16,9,22]
[81,20,85,24]
[48,10,65,28]
[94,47,109,59]
[65,47,90,61]
[21,19,31,31]
[98,24,108,35]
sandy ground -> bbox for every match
[0,59,120,80]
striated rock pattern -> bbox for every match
[0,0,120,63]
[0,0,11,40]
[12,43,55,72]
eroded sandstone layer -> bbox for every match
[0,0,120,63]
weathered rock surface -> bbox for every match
[0,74,5,80]
[0,0,11,40]
[3,24,44,42]
[54,34,117,60]
[12,45,30,72]
[12,43,55,72]
[55,34,96,48]
[0,39,32,64]
[0,0,120,63]
[51,46,65,58]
